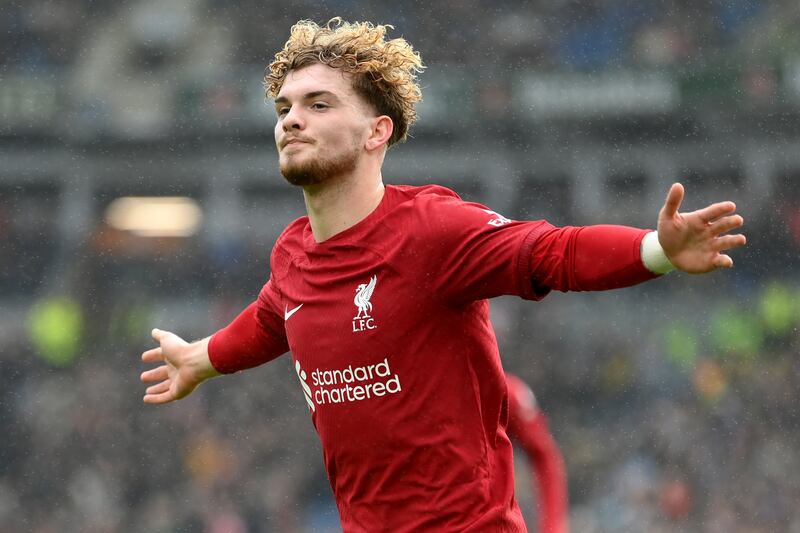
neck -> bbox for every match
[302,168,385,243]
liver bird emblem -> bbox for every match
[354,275,377,319]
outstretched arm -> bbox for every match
[657,183,746,273]
[527,183,746,295]
[140,329,221,404]
[141,289,289,404]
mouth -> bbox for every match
[282,138,310,149]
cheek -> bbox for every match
[331,124,363,150]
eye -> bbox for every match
[276,106,290,117]
[311,102,329,111]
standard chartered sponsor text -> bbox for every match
[311,357,401,405]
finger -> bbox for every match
[661,183,684,218]
[146,381,171,395]
[151,328,168,342]
[695,201,736,224]
[141,365,169,383]
[713,254,733,269]
[143,390,176,404]
[141,347,163,363]
[710,214,744,235]
[712,233,747,251]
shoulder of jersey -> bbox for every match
[392,183,462,202]
[387,184,464,219]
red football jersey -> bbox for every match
[506,373,569,533]
[209,184,655,532]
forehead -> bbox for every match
[276,63,357,101]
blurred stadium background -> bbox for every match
[2,1,800,531]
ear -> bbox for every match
[365,115,394,151]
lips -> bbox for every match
[282,138,310,149]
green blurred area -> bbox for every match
[27,296,84,367]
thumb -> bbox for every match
[151,328,165,343]
[152,328,186,347]
[661,182,684,218]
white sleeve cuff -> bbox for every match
[641,231,675,274]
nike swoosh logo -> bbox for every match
[284,303,304,321]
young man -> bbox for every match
[141,19,746,532]
[506,373,569,533]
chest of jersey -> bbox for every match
[280,252,404,348]
[276,245,435,411]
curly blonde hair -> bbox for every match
[266,18,425,147]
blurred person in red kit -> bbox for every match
[506,373,569,533]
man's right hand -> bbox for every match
[140,329,220,404]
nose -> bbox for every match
[282,106,304,131]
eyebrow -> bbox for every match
[274,90,340,106]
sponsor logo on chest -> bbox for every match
[291,273,402,413]
[352,274,378,332]
[294,357,402,411]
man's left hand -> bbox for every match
[657,183,746,274]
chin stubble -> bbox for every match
[280,142,360,187]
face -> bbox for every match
[274,63,374,187]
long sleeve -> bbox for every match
[208,279,289,374]
[406,189,659,304]
[529,224,658,295]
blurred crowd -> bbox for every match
[1,175,799,531]
[3,0,797,71]
[4,0,800,141]
[508,283,800,533]
[3,1,800,532]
